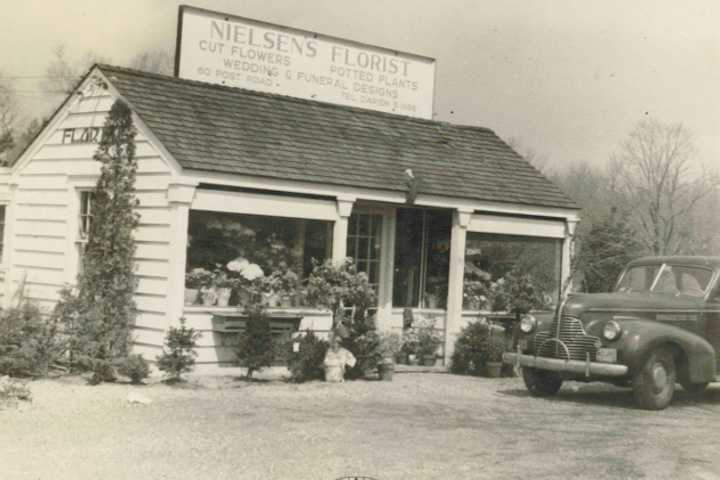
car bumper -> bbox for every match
[503,352,629,377]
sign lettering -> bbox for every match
[175,6,436,119]
[61,127,102,145]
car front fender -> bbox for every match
[614,318,716,383]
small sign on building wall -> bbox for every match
[174,5,436,119]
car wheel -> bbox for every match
[632,347,676,410]
[522,368,562,396]
[681,382,708,396]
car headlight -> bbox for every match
[602,321,622,341]
[519,314,537,334]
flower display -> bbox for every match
[226,256,264,281]
[241,263,264,281]
[227,257,250,272]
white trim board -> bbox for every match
[192,188,339,222]
[468,213,565,239]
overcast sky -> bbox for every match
[2,0,719,171]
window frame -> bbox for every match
[0,203,7,265]
[461,231,563,313]
[391,207,452,310]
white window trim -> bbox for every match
[66,176,98,284]
[468,213,566,238]
[192,188,338,222]
[0,201,9,271]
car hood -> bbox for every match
[562,291,704,317]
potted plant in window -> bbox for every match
[377,331,401,381]
[185,268,213,306]
[212,267,235,307]
[227,257,265,307]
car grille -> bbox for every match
[532,315,599,361]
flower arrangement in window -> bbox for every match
[463,269,494,311]
[492,270,544,317]
[184,268,214,306]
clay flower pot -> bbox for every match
[184,288,199,306]
[216,288,232,307]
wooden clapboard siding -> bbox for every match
[135,311,169,331]
[135,276,168,296]
[70,94,115,114]
[134,259,169,278]
[135,242,171,261]
[12,235,66,253]
[10,266,67,287]
[135,206,170,226]
[134,225,171,242]
[131,325,166,347]
[135,191,169,208]
[14,204,68,222]
[14,219,67,237]
[7,88,176,354]
[15,190,68,205]
[21,157,168,176]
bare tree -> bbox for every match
[609,118,719,255]
[129,48,174,75]
[505,136,552,175]
[43,44,110,96]
[0,74,17,164]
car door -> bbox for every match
[704,282,720,372]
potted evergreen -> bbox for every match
[377,332,401,381]
[485,332,505,378]
[416,325,441,366]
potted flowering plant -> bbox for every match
[493,270,543,319]
[400,328,419,365]
[212,267,236,307]
[416,325,441,366]
[377,331,401,380]
[485,330,506,378]
[185,268,213,305]
[226,257,265,307]
[272,268,301,307]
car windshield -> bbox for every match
[616,264,713,297]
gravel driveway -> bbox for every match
[1,373,719,480]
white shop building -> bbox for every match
[0,63,578,369]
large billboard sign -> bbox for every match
[174,6,436,119]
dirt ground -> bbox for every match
[1,373,719,480]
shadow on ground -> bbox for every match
[497,383,720,410]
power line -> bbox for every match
[1,75,81,80]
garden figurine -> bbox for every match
[323,333,356,383]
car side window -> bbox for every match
[654,269,678,294]
[710,286,720,304]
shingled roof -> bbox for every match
[98,64,577,209]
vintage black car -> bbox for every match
[504,256,720,410]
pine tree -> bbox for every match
[66,99,140,381]
[578,208,642,293]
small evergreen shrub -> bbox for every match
[344,330,381,379]
[0,375,31,409]
[156,319,201,382]
[285,331,328,382]
[87,358,117,385]
[235,312,275,379]
[450,321,491,375]
[0,300,67,377]
[119,354,150,384]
